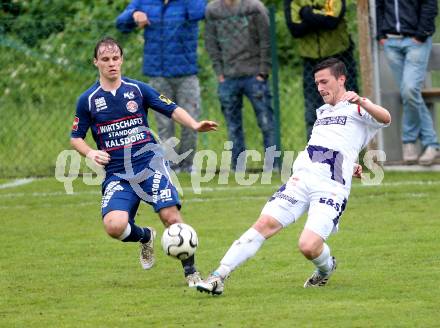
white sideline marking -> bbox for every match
[0,192,431,210]
[0,190,99,198]
[0,178,35,190]
[185,196,268,203]
[0,201,96,210]
[354,180,440,188]
[0,179,438,199]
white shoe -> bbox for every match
[140,227,156,270]
[186,271,202,288]
[304,257,337,288]
[418,146,440,166]
[402,143,418,164]
[196,273,224,295]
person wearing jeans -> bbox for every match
[205,0,276,170]
[376,0,439,165]
[218,76,275,171]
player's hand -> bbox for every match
[86,150,110,167]
[379,38,387,46]
[340,91,361,104]
[194,120,219,132]
[353,163,362,179]
[133,11,150,28]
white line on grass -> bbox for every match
[0,201,97,210]
[0,178,35,190]
[0,191,431,210]
[0,190,99,198]
[0,179,438,199]
[184,196,268,203]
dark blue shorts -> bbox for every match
[101,169,180,222]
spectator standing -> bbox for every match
[205,0,276,171]
[376,0,440,166]
[284,0,359,140]
[116,0,206,172]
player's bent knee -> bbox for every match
[298,237,322,259]
[158,206,182,227]
[103,212,129,238]
[298,228,324,258]
[298,240,315,259]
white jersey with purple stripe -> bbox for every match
[71,77,177,176]
[294,100,389,191]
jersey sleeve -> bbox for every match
[140,82,177,118]
[357,106,390,129]
[70,94,91,139]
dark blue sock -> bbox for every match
[139,227,151,243]
[122,223,151,243]
[181,254,196,276]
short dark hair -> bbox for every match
[94,37,123,59]
[313,58,347,79]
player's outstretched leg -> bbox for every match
[196,227,267,295]
[139,227,156,270]
[304,256,337,287]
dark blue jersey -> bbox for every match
[71,77,177,176]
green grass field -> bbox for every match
[1,172,440,327]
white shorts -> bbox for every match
[261,169,348,240]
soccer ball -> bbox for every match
[161,223,198,260]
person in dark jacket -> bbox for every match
[376,0,440,166]
[284,0,358,140]
[116,0,206,172]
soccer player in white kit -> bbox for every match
[196,58,391,295]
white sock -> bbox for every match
[117,223,131,241]
[311,243,333,274]
[215,228,266,279]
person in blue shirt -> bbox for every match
[116,0,206,172]
[70,37,218,287]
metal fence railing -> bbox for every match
[6,1,438,177]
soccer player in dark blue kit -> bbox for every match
[70,37,218,287]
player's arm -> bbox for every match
[70,138,110,167]
[171,107,218,132]
[140,81,218,132]
[70,95,110,167]
[340,91,391,124]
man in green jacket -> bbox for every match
[284,0,358,140]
